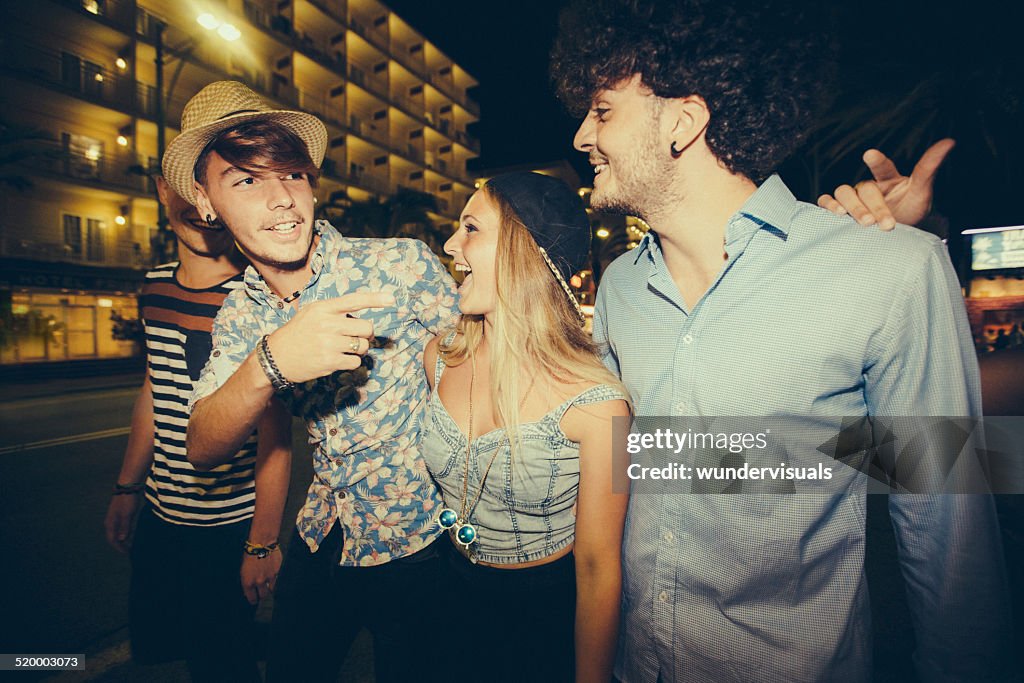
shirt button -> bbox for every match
[212,350,220,358]
[276,301,284,309]
[329,428,338,436]
[338,491,347,499]
[658,591,669,603]
[663,531,674,543]
[683,334,693,344]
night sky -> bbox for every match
[386,0,1024,232]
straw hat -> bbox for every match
[162,81,327,205]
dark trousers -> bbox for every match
[129,508,258,683]
[266,525,444,683]
[439,536,577,683]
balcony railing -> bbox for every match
[347,18,389,54]
[28,148,152,194]
[347,171,390,195]
[298,89,345,129]
[0,235,146,269]
[64,0,135,31]
[1,39,136,114]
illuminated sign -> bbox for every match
[971,228,1024,271]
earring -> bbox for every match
[670,141,683,159]
[206,214,215,224]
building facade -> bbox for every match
[0,0,479,369]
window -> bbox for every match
[86,219,105,262]
[63,214,83,259]
[62,132,103,179]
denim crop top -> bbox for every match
[419,341,627,564]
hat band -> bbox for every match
[216,108,262,120]
[537,247,586,328]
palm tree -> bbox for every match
[787,1,1022,236]
[317,187,451,258]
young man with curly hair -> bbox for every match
[551,1,1011,681]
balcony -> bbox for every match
[427,73,480,117]
[294,24,346,73]
[60,0,135,33]
[347,63,389,102]
[0,235,146,269]
[24,147,152,194]
[347,18,389,54]
[346,171,390,195]
[297,89,345,129]
[1,39,137,116]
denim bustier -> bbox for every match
[419,344,626,564]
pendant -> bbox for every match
[437,508,459,529]
[455,522,477,547]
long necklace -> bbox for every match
[437,356,502,552]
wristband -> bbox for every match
[257,335,294,393]
[243,540,280,559]
[112,482,145,496]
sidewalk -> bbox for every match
[0,373,144,404]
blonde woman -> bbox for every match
[421,172,630,683]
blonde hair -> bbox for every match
[440,184,629,459]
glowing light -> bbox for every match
[115,57,128,70]
[116,135,128,147]
[962,225,1024,235]
[94,72,104,82]
[97,298,113,308]
[217,23,241,41]
[197,13,221,30]
[84,145,101,161]
[115,215,127,226]
[570,275,583,288]
[83,0,99,15]
[596,228,610,239]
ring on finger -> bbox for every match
[349,339,360,353]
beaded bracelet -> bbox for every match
[257,335,294,393]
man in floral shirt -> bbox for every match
[165,82,458,682]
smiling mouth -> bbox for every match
[266,220,300,235]
[454,263,473,275]
[592,162,609,177]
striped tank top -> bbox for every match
[140,263,257,526]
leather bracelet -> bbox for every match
[257,335,294,393]
[112,482,145,496]
[243,540,280,559]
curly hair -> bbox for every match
[550,0,836,182]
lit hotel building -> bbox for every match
[0,0,479,372]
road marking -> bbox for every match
[0,387,140,411]
[0,426,131,455]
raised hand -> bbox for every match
[818,138,955,230]
[266,292,395,384]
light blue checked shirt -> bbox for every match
[596,175,1010,682]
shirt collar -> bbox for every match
[734,174,797,238]
[243,221,335,304]
[628,174,797,270]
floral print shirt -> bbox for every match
[191,222,459,566]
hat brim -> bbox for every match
[162,109,328,206]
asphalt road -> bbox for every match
[0,385,373,682]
